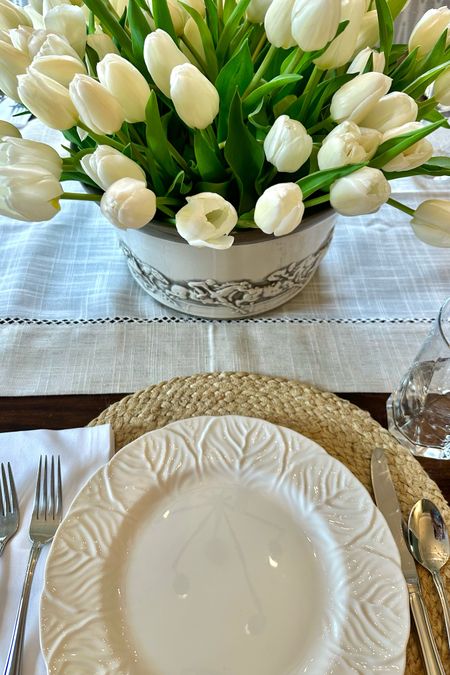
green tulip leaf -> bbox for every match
[216,39,254,142]
[61,171,99,187]
[179,2,218,80]
[151,0,177,42]
[370,119,444,168]
[383,155,450,179]
[166,170,192,196]
[403,60,450,98]
[145,91,178,179]
[418,29,449,76]
[204,0,219,44]
[217,0,252,64]
[127,0,150,73]
[387,0,410,19]
[224,91,265,212]
[375,0,394,65]
[243,74,302,114]
[389,47,418,86]
[298,164,365,199]
[196,180,231,198]
[194,130,226,181]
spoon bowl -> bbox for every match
[408,499,450,649]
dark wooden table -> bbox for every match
[1,392,448,503]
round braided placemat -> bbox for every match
[89,371,449,674]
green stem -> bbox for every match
[179,35,208,76]
[283,47,304,74]
[299,65,322,120]
[388,198,414,216]
[116,130,129,146]
[78,123,124,151]
[244,44,277,96]
[252,32,267,63]
[167,141,193,175]
[304,193,330,208]
[308,115,333,135]
[60,192,102,202]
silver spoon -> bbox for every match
[408,499,450,649]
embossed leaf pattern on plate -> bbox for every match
[40,416,409,675]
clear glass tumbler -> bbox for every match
[387,297,450,459]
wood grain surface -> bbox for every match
[0,393,448,503]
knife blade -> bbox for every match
[371,447,445,675]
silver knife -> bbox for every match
[371,447,445,675]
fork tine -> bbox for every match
[32,456,42,519]
[8,463,18,514]
[0,463,4,517]
[1,462,11,514]
[50,456,55,520]
[43,456,48,521]
[56,456,62,520]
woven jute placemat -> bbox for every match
[89,371,449,674]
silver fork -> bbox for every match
[3,456,62,675]
[0,463,19,556]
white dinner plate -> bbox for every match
[40,416,409,674]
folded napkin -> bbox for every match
[0,425,114,674]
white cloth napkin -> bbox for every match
[0,424,114,674]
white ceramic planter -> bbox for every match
[117,208,336,319]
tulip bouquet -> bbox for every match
[1,0,450,248]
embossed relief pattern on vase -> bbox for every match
[119,231,333,314]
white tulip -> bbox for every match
[0,0,32,30]
[330,71,392,124]
[97,54,150,123]
[31,54,86,86]
[0,40,30,101]
[264,115,312,173]
[254,183,304,236]
[81,145,146,191]
[247,0,272,24]
[44,5,86,57]
[9,26,48,58]
[182,0,205,17]
[183,17,205,61]
[35,32,80,59]
[0,165,62,221]
[143,29,189,97]
[408,8,450,58]
[170,63,219,129]
[354,10,379,53]
[411,199,450,247]
[18,68,78,129]
[101,177,156,229]
[330,166,390,215]
[264,0,296,49]
[43,0,70,12]
[433,68,450,107]
[147,0,186,34]
[314,0,366,69]
[291,0,341,52]
[0,119,21,138]
[69,73,124,135]
[0,137,62,177]
[348,47,385,74]
[318,121,381,169]
[175,192,237,249]
[360,92,417,133]
[86,32,119,60]
[23,3,45,29]
[381,122,433,172]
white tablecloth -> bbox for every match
[1,93,449,395]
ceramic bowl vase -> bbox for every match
[117,208,336,319]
